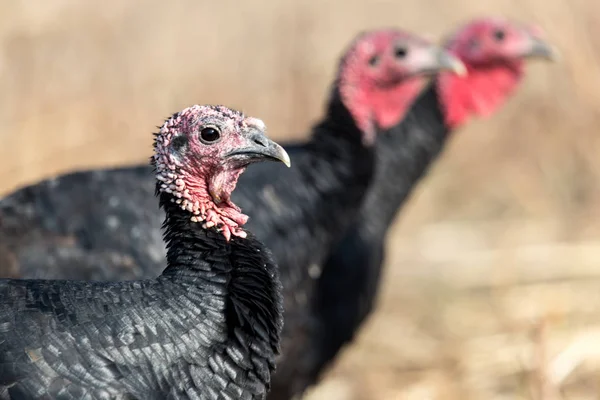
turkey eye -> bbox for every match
[368,54,380,67]
[493,29,505,41]
[199,127,221,143]
[394,46,408,59]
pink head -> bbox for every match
[438,17,557,128]
[153,105,290,240]
[337,29,466,144]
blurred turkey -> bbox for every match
[307,17,557,394]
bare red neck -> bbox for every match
[437,60,525,129]
[343,77,427,141]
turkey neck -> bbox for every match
[358,83,450,239]
[303,88,376,211]
[312,88,375,179]
[266,89,377,274]
[157,189,247,280]
[157,187,283,364]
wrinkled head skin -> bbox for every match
[153,105,290,240]
[438,17,557,128]
[337,29,466,145]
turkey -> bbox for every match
[0,105,290,399]
[305,17,558,395]
[0,28,464,398]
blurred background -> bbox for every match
[2,0,600,398]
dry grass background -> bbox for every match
[2,0,600,398]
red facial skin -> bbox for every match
[154,105,270,241]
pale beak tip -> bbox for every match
[280,148,292,168]
[453,60,468,76]
[438,50,468,77]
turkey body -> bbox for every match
[0,192,283,400]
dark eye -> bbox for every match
[368,54,380,67]
[394,46,408,59]
[493,29,505,41]
[199,127,221,143]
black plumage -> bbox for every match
[0,105,286,399]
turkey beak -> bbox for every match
[227,130,291,168]
[410,45,467,77]
[525,37,559,61]
[435,49,467,76]
[523,26,559,61]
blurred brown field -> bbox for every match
[2,0,600,398]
